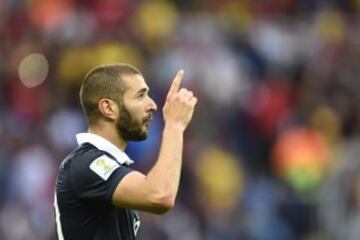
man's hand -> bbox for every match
[163,70,197,131]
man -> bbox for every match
[54,63,197,240]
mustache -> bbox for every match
[143,114,153,123]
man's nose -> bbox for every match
[148,97,157,112]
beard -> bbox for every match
[116,105,152,142]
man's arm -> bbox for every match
[112,70,197,214]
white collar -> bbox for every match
[76,132,134,165]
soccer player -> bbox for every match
[54,64,197,240]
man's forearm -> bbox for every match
[146,123,184,206]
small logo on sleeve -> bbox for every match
[89,155,119,180]
[133,211,141,236]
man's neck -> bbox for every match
[88,123,127,151]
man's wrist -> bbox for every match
[163,122,186,133]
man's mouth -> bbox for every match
[143,114,153,124]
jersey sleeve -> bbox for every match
[71,150,133,203]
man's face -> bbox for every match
[115,74,157,141]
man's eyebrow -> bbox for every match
[135,87,149,96]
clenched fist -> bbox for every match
[163,70,197,131]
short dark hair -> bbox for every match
[79,63,142,125]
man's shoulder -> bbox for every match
[61,143,107,169]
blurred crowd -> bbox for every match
[1,0,360,239]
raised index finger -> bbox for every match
[167,70,184,99]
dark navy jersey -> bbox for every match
[54,142,140,240]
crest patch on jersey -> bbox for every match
[89,155,120,180]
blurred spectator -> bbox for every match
[319,137,360,240]
[272,126,330,200]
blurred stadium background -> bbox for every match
[1,0,360,239]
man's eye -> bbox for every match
[137,93,145,98]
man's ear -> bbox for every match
[98,99,118,121]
